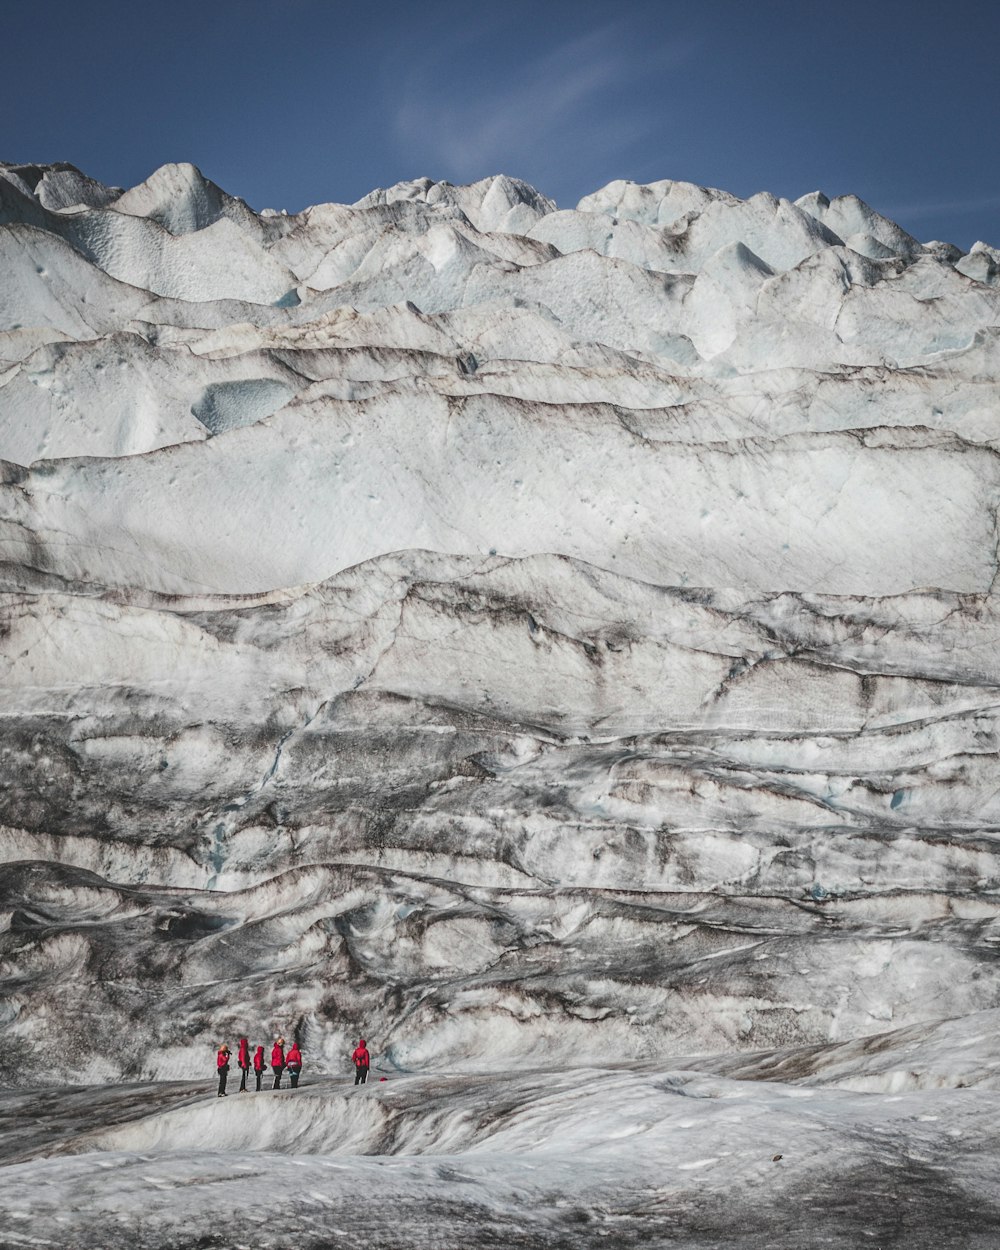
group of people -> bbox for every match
[216,1037,302,1096]
[215,1036,370,1096]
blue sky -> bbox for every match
[4,0,998,247]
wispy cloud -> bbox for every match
[388,22,698,198]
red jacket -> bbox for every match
[271,1042,286,1070]
[286,1043,302,1070]
[352,1043,370,1068]
[217,1050,230,1070]
[237,1039,250,1069]
[253,1046,266,1073]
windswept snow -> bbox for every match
[1,159,999,1247]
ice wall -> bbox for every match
[1,161,999,1083]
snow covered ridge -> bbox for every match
[1,161,1000,1088]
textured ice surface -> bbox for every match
[4,1027,1000,1249]
[1,160,999,1246]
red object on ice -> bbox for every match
[379,1077,387,1082]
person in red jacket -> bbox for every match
[252,1044,266,1092]
[286,1041,303,1088]
[271,1037,286,1089]
[216,1043,230,1098]
[352,1038,370,1085]
[236,1038,251,1093]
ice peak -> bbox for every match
[110,161,256,236]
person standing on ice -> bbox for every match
[216,1043,231,1098]
[286,1041,303,1088]
[271,1037,286,1089]
[236,1037,251,1092]
[253,1044,266,1091]
[352,1038,370,1085]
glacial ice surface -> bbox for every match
[1,159,999,1247]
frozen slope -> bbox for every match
[5,1024,1000,1249]
[1,160,1000,1244]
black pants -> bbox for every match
[355,1065,368,1085]
[255,1070,263,1091]
[273,1067,284,1089]
[239,1066,248,1092]
[289,1068,300,1088]
[218,1066,229,1095]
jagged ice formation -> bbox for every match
[1,160,1000,1097]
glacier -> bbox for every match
[1,159,1000,1247]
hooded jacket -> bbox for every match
[217,1048,230,1070]
[352,1041,370,1068]
[237,1039,250,1069]
[271,1042,286,1070]
[286,1043,302,1070]
[253,1045,266,1073]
